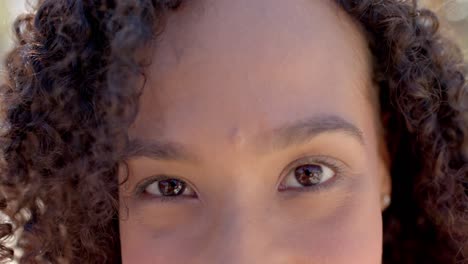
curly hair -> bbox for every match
[0,0,466,263]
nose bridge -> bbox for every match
[199,160,291,263]
[206,201,273,264]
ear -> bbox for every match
[378,112,392,210]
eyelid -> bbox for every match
[277,155,350,192]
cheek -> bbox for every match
[259,176,383,264]
[119,208,208,264]
[308,195,382,263]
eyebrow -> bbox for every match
[124,139,197,161]
[124,115,365,161]
[257,115,365,153]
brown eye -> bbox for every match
[280,162,336,190]
[144,178,196,197]
[158,179,186,196]
[294,164,324,186]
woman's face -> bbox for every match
[119,0,391,263]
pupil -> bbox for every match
[158,179,186,196]
[294,164,323,186]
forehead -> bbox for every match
[130,0,375,148]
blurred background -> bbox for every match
[0,0,467,68]
[422,0,468,57]
[0,1,27,67]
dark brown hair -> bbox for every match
[0,0,466,263]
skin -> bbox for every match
[119,0,391,263]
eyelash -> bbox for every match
[134,155,348,202]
